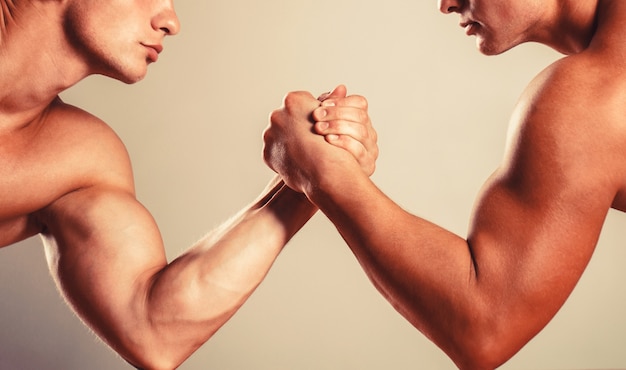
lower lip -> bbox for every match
[465,23,479,36]
[145,46,159,63]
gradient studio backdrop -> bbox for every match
[1,1,625,369]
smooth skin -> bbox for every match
[0,1,377,369]
[263,0,626,369]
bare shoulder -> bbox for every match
[0,98,136,246]
[516,51,626,133]
[503,48,626,208]
[44,98,135,193]
[38,98,137,214]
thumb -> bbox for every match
[317,84,347,102]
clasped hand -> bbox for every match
[263,85,378,194]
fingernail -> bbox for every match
[317,121,329,130]
[327,134,339,141]
[321,100,335,107]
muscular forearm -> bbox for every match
[41,176,317,370]
[139,176,317,367]
[304,167,554,370]
[305,169,467,320]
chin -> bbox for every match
[122,73,148,85]
[476,39,508,56]
[102,68,148,85]
[477,46,501,56]
[476,35,521,56]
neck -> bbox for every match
[0,0,89,128]
[533,0,599,55]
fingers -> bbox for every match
[317,94,368,110]
[313,105,369,132]
[314,109,372,142]
[312,95,372,143]
[317,84,347,102]
[323,129,378,177]
[282,90,319,115]
[268,86,378,177]
[324,134,377,176]
[312,94,378,176]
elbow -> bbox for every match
[114,325,202,370]
[121,346,191,370]
[105,322,196,369]
[114,312,219,369]
[443,314,528,370]
[450,338,513,370]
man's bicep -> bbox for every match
[467,113,614,320]
[40,187,167,344]
[469,59,620,289]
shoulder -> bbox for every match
[512,48,626,143]
[43,98,135,196]
[521,51,625,111]
[48,98,126,141]
[502,51,626,195]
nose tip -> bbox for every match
[164,14,181,35]
[154,6,181,36]
[438,0,463,14]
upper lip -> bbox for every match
[143,43,163,54]
[460,18,476,28]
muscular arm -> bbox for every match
[34,87,376,370]
[264,61,625,369]
[41,175,313,370]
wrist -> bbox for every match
[272,183,318,219]
[304,161,370,212]
[256,176,317,236]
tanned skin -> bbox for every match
[264,0,626,368]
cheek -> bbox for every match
[64,5,134,58]
[64,2,132,45]
[64,3,101,52]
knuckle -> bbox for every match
[335,135,353,151]
[262,145,271,163]
[313,107,327,121]
[354,95,368,109]
[368,162,376,176]
[353,142,367,160]
[372,148,379,161]
[357,109,370,125]
[282,92,295,107]
[283,90,309,108]
[365,126,377,143]
[269,109,283,125]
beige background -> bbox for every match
[1,1,625,369]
